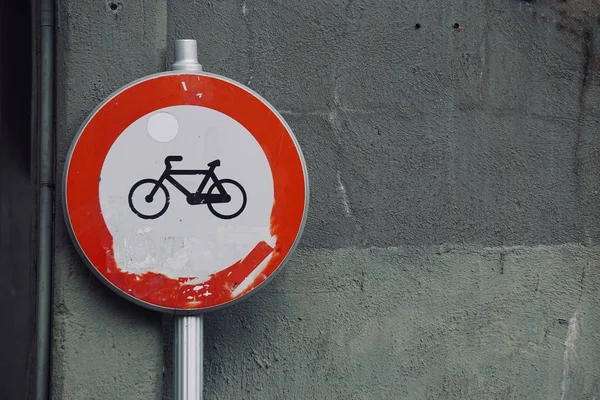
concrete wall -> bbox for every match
[54,0,600,399]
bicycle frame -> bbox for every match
[149,164,229,204]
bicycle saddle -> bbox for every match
[207,159,221,167]
[165,155,183,166]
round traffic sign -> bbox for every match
[63,72,308,313]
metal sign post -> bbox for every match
[63,37,308,400]
[174,313,203,399]
[171,39,204,400]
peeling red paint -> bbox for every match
[104,240,274,308]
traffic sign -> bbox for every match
[63,72,308,313]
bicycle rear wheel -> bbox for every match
[128,178,170,219]
[207,179,247,220]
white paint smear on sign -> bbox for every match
[99,105,275,281]
[147,112,179,143]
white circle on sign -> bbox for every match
[99,105,275,282]
[147,112,179,142]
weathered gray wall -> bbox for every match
[54,0,600,399]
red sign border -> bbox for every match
[62,71,309,314]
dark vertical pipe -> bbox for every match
[35,0,55,398]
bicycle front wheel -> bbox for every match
[128,178,170,219]
[207,179,247,220]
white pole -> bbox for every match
[171,39,203,400]
[172,39,203,72]
[174,315,204,400]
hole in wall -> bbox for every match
[107,1,122,12]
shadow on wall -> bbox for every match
[0,0,36,399]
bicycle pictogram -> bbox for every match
[128,155,247,220]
